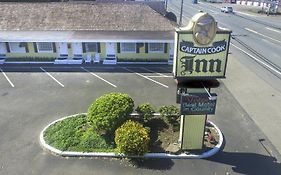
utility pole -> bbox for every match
[179,0,184,27]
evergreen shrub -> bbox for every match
[87,93,134,135]
[135,103,155,123]
[115,120,150,155]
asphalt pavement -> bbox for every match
[0,64,281,174]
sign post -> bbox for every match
[173,12,231,150]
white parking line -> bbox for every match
[40,67,65,87]
[81,67,117,88]
[158,67,172,73]
[231,43,281,76]
[245,28,281,44]
[265,27,281,34]
[123,67,169,88]
[140,67,169,77]
[0,68,15,87]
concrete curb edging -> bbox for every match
[40,114,223,159]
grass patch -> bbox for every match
[5,57,56,62]
[44,114,115,152]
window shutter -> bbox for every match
[82,43,86,53]
[145,43,148,53]
[33,42,38,53]
[164,43,168,53]
[5,42,10,53]
[52,43,56,53]
[117,43,120,53]
[136,43,142,53]
[24,43,29,53]
[97,43,101,53]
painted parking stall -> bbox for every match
[0,68,15,87]
[0,65,175,90]
[122,67,169,88]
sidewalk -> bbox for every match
[222,53,281,159]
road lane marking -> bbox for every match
[122,67,169,88]
[231,43,281,76]
[40,67,65,87]
[265,27,281,34]
[245,28,281,44]
[81,67,117,88]
[140,67,169,77]
[0,68,15,87]
[235,11,256,17]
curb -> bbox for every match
[40,114,223,159]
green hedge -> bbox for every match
[87,93,134,135]
[5,57,56,62]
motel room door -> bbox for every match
[0,42,7,55]
[58,42,68,56]
[72,42,82,56]
[106,42,115,56]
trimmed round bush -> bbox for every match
[115,120,150,155]
[87,93,134,135]
[159,105,180,131]
[135,103,155,123]
[159,105,180,123]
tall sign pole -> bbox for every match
[173,12,231,150]
[179,0,184,26]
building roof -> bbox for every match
[0,2,176,31]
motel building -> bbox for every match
[0,2,176,65]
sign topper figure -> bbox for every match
[173,12,232,81]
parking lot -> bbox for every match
[0,64,280,175]
[0,65,177,107]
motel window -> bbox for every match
[148,43,164,53]
[37,42,53,52]
[9,42,26,53]
[85,43,98,52]
[121,43,136,53]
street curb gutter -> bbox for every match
[39,114,223,159]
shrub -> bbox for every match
[87,93,134,135]
[115,120,150,155]
[159,105,180,131]
[135,103,155,123]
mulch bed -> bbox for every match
[146,118,220,154]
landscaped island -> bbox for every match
[42,92,220,157]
